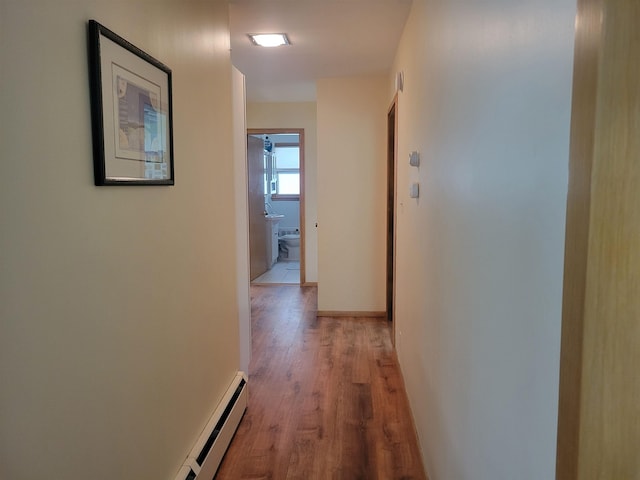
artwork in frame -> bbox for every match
[88,20,174,185]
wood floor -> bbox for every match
[215,285,426,480]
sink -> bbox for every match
[265,214,284,222]
[264,214,284,268]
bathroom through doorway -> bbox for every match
[247,128,305,285]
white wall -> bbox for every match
[0,2,240,479]
[316,75,388,312]
[232,66,251,373]
[270,201,299,231]
[390,1,576,478]
[246,102,318,282]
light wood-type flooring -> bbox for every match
[215,285,427,480]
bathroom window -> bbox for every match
[272,144,300,199]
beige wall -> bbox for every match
[316,75,388,312]
[232,67,251,373]
[246,102,318,282]
[0,2,239,479]
[390,0,576,478]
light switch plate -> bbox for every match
[409,151,420,167]
[396,71,404,92]
[409,183,419,198]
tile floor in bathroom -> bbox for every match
[252,261,300,284]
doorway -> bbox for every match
[247,128,306,285]
[386,96,398,331]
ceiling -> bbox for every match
[229,0,413,102]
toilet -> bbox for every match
[278,233,300,261]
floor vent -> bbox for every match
[175,372,247,480]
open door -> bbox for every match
[247,135,267,280]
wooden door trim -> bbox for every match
[387,94,398,344]
[557,0,640,476]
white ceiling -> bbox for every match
[229,0,413,102]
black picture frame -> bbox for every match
[88,20,174,186]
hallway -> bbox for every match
[215,286,426,479]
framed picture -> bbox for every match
[88,20,174,185]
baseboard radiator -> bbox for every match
[174,372,247,480]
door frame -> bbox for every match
[247,128,306,285]
[386,95,398,341]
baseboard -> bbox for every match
[174,372,247,480]
[317,310,386,318]
[302,281,318,287]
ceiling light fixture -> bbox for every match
[248,33,290,47]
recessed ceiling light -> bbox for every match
[248,33,290,47]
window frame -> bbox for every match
[271,142,301,200]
